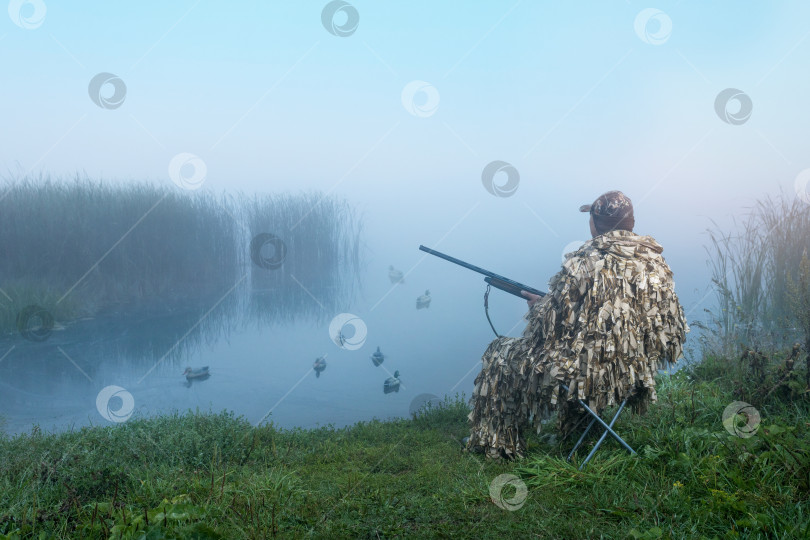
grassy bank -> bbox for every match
[1,355,808,539]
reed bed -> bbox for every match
[0,177,362,335]
[243,191,362,326]
[702,191,810,355]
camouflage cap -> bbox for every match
[579,190,634,232]
[579,190,633,217]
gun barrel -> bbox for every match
[419,245,495,278]
[418,245,545,298]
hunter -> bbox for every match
[466,190,688,459]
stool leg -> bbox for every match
[559,385,637,462]
[567,417,597,461]
[579,399,631,470]
[575,398,636,455]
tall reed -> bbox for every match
[0,176,362,335]
[703,191,810,355]
[243,191,362,326]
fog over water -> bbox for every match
[2,1,810,434]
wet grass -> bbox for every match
[1,357,808,539]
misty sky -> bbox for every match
[3,0,810,357]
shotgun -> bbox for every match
[418,245,545,299]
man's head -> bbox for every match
[579,190,635,237]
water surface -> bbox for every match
[0,267,496,436]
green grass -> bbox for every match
[1,360,808,539]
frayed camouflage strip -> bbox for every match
[467,230,688,458]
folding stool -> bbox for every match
[560,384,637,470]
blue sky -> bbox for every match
[2,0,810,333]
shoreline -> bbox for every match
[2,364,808,538]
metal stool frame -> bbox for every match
[560,384,637,470]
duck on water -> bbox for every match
[416,290,431,310]
[183,366,209,380]
[383,370,401,394]
[313,355,327,378]
[388,265,404,284]
[183,366,210,387]
[371,346,385,367]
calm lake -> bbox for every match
[0,263,504,437]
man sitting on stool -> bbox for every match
[466,190,689,460]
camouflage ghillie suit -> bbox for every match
[467,230,688,459]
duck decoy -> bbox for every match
[371,346,385,367]
[333,331,348,348]
[313,354,327,378]
[416,290,431,310]
[183,366,210,380]
[388,265,405,284]
[383,370,401,394]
